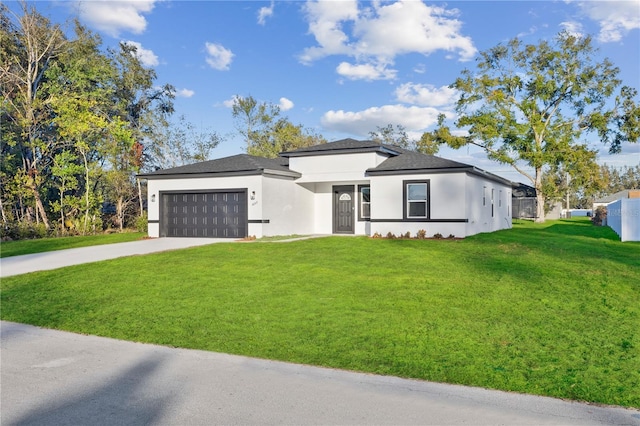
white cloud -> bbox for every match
[176,88,195,98]
[394,83,458,107]
[258,1,275,25]
[559,21,585,38]
[205,42,234,71]
[77,0,156,37]
[577,0,640,42]
[336,61,397,81]
[122,41,158,67]
[321,104,453,136]
[300,0,477,81]
[279,97,294,111]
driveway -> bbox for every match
[1,321,639,426]
[0,237,229,278]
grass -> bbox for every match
[0,231,146,258]
[1,218,639,407]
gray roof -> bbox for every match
[138,139,513,186]
[594,189,639,203]
[281,138,400,157]
[368,149,471,174]
[138,154,298,179]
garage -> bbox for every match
[160,190,247,238]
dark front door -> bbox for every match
[333,185,354,234]
[161,191,247,238]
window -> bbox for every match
[358,185,370,220]
[404,180,430,219]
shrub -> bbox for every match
[0,221,50,241]
[592,206,607,226]
[385,232,396,239]
[135,212,148,233]
[371,232,382,239]
[416,229,427,239]
[447,234,456,239]
[433,233,443,239]
[403,231,411,239]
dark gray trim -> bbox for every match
[248,219,270,224]
[148,220,159,224]
[139,169,300,180]
[283,146,397,158]
[370,218,469,223]
[403,179,431,220]
[357,184,370,222]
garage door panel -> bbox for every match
[161,191,247,238]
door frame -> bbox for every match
[332,185,355,234]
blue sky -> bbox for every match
[13,0,640,183]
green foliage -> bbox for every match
[231,95,325,158]
[135,211,148,233]
[0,4,175,237]
[369,124,412,149]
[592,206,607,226]
[0,221,51,241]
[425,31,639,222]
[1,219,639,407]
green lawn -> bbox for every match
[0,232,146,258]
[1,219,638,407]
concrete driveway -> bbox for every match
[2,321,639,426]
[0,237,229,278]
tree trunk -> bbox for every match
[32,186,50,229]
[534,166,545,223]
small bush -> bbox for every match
[433,233,443,239]
[371,232,382,239]
[1,221,51,241]
[592,206,607,226]
[403,231,411,239]
[416,229,427,239]
[447,234,456,239]
[135,212,148,233]
[385,232,396,239]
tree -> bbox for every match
[369,124,411,149]
[425,32,640,222]
[146,115,223,169]
[231,95,325,158]
[0,1,67,228]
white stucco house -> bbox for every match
[138,139,513,239]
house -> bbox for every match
[138,139,513,239]
[511,183,562,220]
[593,189,640,212]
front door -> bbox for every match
[333,185,354,234]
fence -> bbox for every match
[607,198,640,242]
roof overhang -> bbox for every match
[138,168,301,180]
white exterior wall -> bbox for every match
[465,174,512,236]
[290,152,387,183]
[147,175,266,238]
[607,199,640,242]
[260,175,307,237]
[369,172,511,238]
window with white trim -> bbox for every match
[358,185,370,220]
[404,180,430,219]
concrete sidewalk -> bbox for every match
[0,237,229,278]
[2,321,639,426]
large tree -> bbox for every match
[427,32,640,221]
[231,95,325,158]
[0,1,67,228]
